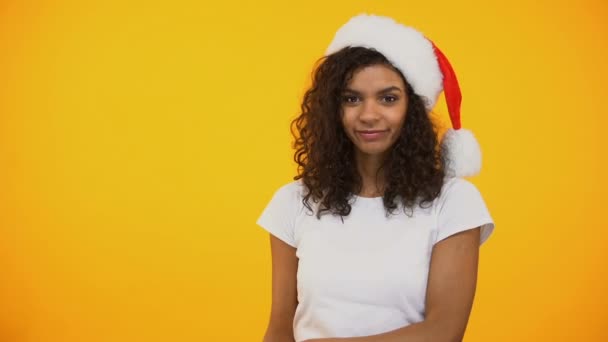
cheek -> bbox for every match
[390,105,408,127]
[340,108,355,128]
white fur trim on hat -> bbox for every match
[442,128,481,177]
[325,14,443,110]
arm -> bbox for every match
[263,234,299,342]
[305,227,481,342]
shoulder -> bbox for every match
[441,176,478,193]
[257,180,308,248]
[262,179,309,215]
[270,179,306,201]
[436,177,483,207]
[433,176,495,245]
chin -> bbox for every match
[355,144,391,156]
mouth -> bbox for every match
[356,129,389,141]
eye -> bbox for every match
[342,95,360,104]
[382,95,398,103]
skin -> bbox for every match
[263,236,298,342]
[263,64,481,342]
[340,65,408,197]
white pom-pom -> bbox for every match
[442,128,482,177]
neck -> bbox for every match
[355,151,387,197]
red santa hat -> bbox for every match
[325,14,482,177]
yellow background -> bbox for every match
[1,0,606,341]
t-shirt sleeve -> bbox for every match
[434,178,495,246]
[256,182,301,248]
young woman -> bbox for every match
[257,14,495,342]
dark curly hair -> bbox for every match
[291,46,446,219]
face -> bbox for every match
[340,64,408,159]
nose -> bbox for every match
[359,100,381,123]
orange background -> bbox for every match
[1,0,606,341]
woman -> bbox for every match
[257,14,495,342]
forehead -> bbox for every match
[346,64,405,90]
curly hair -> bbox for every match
[291,46,446,219]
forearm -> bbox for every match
[305,318,457,342]
[264,330,296,342]
[264,321,296,342]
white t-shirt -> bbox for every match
[256,177,495,342]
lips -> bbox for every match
[356,129,388,141]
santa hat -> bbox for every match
[325,14,481,177]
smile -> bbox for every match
[356,130,389,141]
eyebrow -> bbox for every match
[343,86,403,95]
